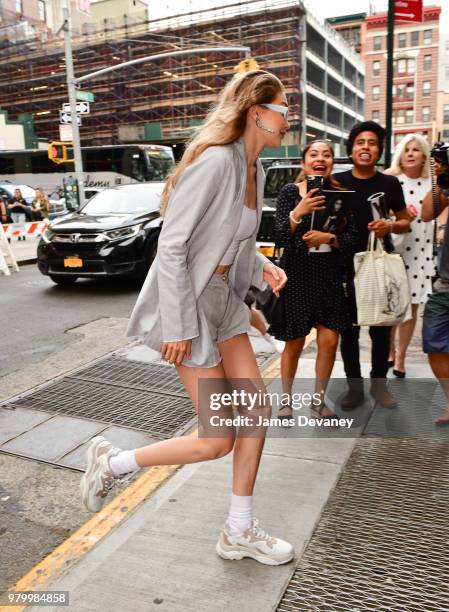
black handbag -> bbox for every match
[256,245,284,326]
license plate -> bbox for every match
[258,245,275,257]
[64,257,83,268]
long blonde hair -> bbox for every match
[160,70,283,215]
[389,133,430,179]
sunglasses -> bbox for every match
[260,103,289,120]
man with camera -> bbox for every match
[422,142,449,425]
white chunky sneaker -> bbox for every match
[263,333,285,354]
[80,436,122,513]
[216,518,294,566]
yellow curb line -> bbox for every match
[0,463,181,612]
[2,333,317,608]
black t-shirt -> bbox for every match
[335,170,406,253]
[8,197,27,214]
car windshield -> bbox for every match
[3,184,35,199]
[81,186,163,214]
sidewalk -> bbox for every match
[21,340,432,612]
[8,236,39,265]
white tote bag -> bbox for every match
[354,232,412,327]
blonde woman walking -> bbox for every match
[386,134,435,377]
[80,70,294,566]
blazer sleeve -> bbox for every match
[251,250,270,289]
[157,146,233,343]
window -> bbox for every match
[411,31,419,46]
[444,104,449,123]
[407,58,415,74]
[328,74,342,99]
[422,81,431,96]
[15,0,22,11]
[423,55,432,71]
[327,45,342,72]
[445,65,449,81]
[327,104,341,127]
[397,58,406,74]
[372,60,380,76]
[398,32,407,48]
[372,110,380,121]
[395,109,405,124]
[306,59,324,90]
[422,106,430,122]
[406,83,415,100]
[373,35,382,51]
[406,109,414,124]
[423,29,432,45]
[443,129,449,140]
[372,85,380,101]
[38,0,46,21]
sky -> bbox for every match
[149,0,449,33]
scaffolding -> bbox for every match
[0,0,305,147]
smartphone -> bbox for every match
[306,175,323,195]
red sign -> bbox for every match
[394,0,423,22]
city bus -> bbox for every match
[0,144,175,195]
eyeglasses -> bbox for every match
[260,103,289,120]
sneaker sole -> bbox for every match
[80,436,111,512]
[216,539,294,566]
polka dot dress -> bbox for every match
[268,183,359,341]
[392,174,435,304]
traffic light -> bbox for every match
[234,58,260,74]
[48,141,74,164]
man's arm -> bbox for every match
[422,186,448,221]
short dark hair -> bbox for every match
[346,121,386,160]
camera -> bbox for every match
[430,142,449,190]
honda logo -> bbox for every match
[70,233,81,243]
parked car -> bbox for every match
[37,183,164,285]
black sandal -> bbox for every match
[311,401,339,425]
[277,405,293,425]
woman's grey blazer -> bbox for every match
[126,137,270,349]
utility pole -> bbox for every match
[62,6,85,208]
[385,0,395,168]
[299,10,307,151]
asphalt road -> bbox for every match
[1,264,141,378]
[0,263,143,594]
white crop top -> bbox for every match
[219,206,258,266]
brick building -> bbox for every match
[362,5,441,147]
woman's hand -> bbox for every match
[263,262,287,297]
[302,230,331,248]
[367,219,392,238]
[161,339,192,365]
[407,205,418,221]
[292,187,326,220]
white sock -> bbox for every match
[108,449,139,476]
[227,493,253,535]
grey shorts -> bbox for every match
[183,273,251,369]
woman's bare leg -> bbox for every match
[314,325,339,417]
[279,338,305,416]
[249,308,268,336]
[134,362,235,467]
[218,333,269,496]
[388,326,396,364]
[395,304,419,373]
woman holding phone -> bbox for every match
[270,141,359,421]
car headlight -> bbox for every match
[103,224,142,242]
[42,228,55,243]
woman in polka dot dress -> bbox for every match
[269,141,359,420]
[386,134,435,377]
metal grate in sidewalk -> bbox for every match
[277,438,449,611]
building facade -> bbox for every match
[437,33,449,142]
[305,11,365,156]
[326,12,366,55]
[362,5,441,146]
[0,0,363,156]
